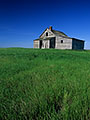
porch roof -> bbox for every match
[34,37,55,41]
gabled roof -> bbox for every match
[52,30,68,37]
[39,27,70,38]
[35,26,85,42]
[39,28,48,38]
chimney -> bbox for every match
[49,26,52,31]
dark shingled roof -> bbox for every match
[72,38,85,42]
[52,30,68,37]
[39,28,71,39]
[52,30,84,41]
[34,27,85,42]
[52,29,71,39]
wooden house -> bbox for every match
[34,26,84,50]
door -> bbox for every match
[50,38,55,48]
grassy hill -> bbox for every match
[0,48,90,120]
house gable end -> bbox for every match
[39,28,55,39]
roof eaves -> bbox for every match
[72,38,85,42]
[43,37,55,40]
[56,35,72,39]
[39,28,48,38]
[34,37,55,41]
[34,38,41,41]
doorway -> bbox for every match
[40,40,42,48]
[50,38,55,48]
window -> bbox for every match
[61,40,63,43]
[46,32,48,36]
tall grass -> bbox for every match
[0,48,90,120]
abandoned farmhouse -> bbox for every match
[34,26,85,50]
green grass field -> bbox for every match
[0,48,90,120]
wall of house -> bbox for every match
[34,40,40,48]
[40,29,55,39]
[34,40,50,49]
[55,36,72,49]
[41,40,49,49]
[72,39,84,50]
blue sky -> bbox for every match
[0,0,90,49]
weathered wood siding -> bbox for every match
[40,29,55,39]
[34,40,40,48]
[41,40,49,49]
[72,39,84,50]
[55,36,72,49]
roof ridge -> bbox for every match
[52,29,68,37]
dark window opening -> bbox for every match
[46,32,48,36]
[61,40,63,43]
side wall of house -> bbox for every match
[55,36,72,49]
[34,40,40,48]
[72,39,84,50]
